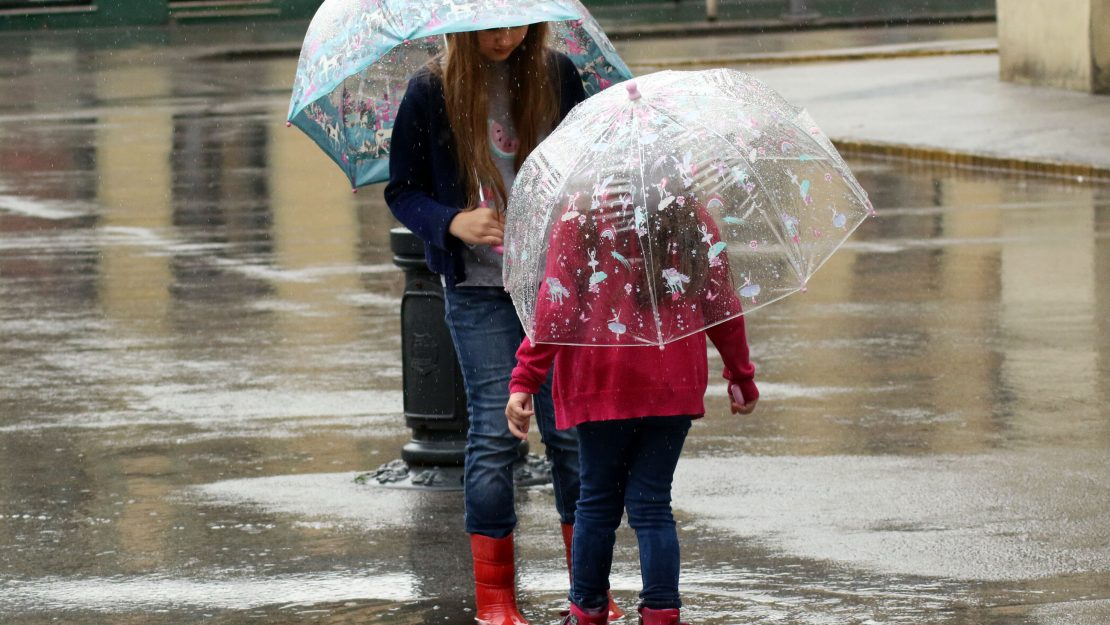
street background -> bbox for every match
[1,6,1109,625]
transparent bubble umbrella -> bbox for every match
[503,69,874,347]
[286,0,633,189]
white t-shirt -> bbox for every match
[457,61,517,288]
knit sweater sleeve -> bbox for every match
[701,211,758,403]
[706,317,758,403]
[383,72,461,252]
[510,337,558,396]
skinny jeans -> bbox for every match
[571,416,692,611]
[443,285,580,538]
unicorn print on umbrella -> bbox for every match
[661,268,690,299]
[547,277,570,305]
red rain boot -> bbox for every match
[562,603,610,625]
[637,606,688,625]
[561,523,626,621]
[470,533,530,625]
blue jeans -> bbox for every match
[443,286,580,539]
[571,416,692,611]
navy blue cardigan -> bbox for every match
[384,53,587,287]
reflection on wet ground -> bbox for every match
[1,25,1109,625]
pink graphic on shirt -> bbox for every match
[489,120,519,159]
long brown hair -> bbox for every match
[433,23,560,210]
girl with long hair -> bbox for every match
[385,24,621,625]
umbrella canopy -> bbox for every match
[503,69,874,347]
[287,0,633,188]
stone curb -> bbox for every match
[831,139,1110,183]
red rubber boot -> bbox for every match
[562,603,610,625]
[637,606,688,625]
[561,523,625,621]
[470,533,530,625]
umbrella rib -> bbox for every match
[632,107,664,347]
[339,85,357,185]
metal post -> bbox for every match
[782,0,821,22]
[390,227,470,468]
[706,0,718,22]
[357,228,545,490]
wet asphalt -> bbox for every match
[1,22,1109,625]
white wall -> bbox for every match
[998,0,1109,93]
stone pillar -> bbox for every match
[998,0,1110,93]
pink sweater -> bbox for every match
[509,201,758,429]
[510,319,758,430]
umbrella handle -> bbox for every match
[476,172,504,254]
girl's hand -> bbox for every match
[449,207,504,246]
[731,398,758,415]
[505,392,535,440]
[729,383,758,415]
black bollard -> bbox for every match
[390,227,470,468]
[356,228,548,490]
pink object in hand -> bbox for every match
[729,383,744,405]
[491,245,504,254]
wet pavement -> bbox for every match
[2,22,1110,625]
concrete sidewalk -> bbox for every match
[745,55,1110,180]
[633,45,1110,180]
[609,26,1110,180]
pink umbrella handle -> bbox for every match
[475,174,504,254]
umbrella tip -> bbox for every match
[625,81,641,101]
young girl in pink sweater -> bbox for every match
[505,188,758,625]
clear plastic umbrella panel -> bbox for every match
[287,0,633,188]
[503,69,874,347]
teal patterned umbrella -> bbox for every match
[287,0,633,188]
